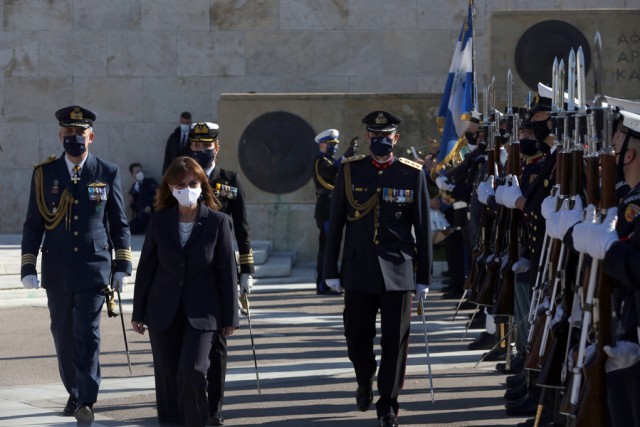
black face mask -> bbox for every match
[325,143,338,158]
[191,149,215,169]
[370,136,393,157]
[464,132,478,146]
[63,135,87,157]
[531,119,551,143]
[519,139,539,156]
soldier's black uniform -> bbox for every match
[324,111,431,426]
[313,150,339,293]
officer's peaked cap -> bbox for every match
[189,122,219,142]
[315,129,339,144]
[55,106,96,128]
[362,111,402,132]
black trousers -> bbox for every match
[206,332,227,414]
[316,218,329,292]
[343,290,412,418]
[149,307,215,427]
[46,286,104,407]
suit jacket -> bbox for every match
[162,127,189,174]
[21,153,132,291]
[132,203,239,332]
[324,156,432,293]
[209,166,254,274]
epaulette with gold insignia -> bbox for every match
[398,157,423,170]
[33,155,57,169]
[342,154,366,164]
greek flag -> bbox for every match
[436,3,474,163]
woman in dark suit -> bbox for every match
[131,156,239,426]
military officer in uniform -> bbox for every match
[313,128,357,294]
[188,121,254,426]
[324,111,432,427]
[20,106,132,423]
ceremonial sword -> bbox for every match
[240,292,261,394]
[418,294,435,403]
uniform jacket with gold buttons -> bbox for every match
[324,156,432,293]
[21,153,132,291]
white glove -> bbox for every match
[477,176,495,205]
[111,272,128,293]
[436,176,455,192]
[416,284,429,299]
[239,273,254,295]
[545,198,568,240]
[500,255,509,270]
[325,278,344,293]
[541,193,559,220]
[604,341,640,373]
[21,275,39,289]
[573,204,597,254]
[494,183,507,205]
[511,257,530,273]
[558,197,583,238]
[502,175,523,209]
[586,207,618,260]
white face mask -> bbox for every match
[135,171,144,181]
[172,186,201,207]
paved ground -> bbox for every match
[0,236,527,427]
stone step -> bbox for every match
[252,254,293,278]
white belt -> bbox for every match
[453,201,468,209]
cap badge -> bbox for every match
[194,123,210,134]
[70,107,83,120]
[375,113,387,125]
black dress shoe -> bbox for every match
[208,412,224,426]
[379,414,398,427]
[505,394,538,416]
[467,332,496,350]
[506,371,527,388]
[75,405,94,423]
[496,355,525,374]
[504,380,528,402]
[481,346,507,361]
[63,396,77,416]
[356,384,373,412]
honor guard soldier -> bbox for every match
[187,121,254,426]
[20,106,132,423]
[324,111,432,427]
[313,128,357,294]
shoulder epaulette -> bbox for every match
[342,154,367,164]
[398,157,423,171]
[33,155,57,169]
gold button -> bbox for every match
[74,200,79,205]
[73,231,79,236]
[378,170,383,175]
[73,247,78,252]
[533,237,537,241]
[533,226,537,231]
[377,188,381,192]
[73,215,79,220]
[374,240,379,245]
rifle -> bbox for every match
[537,49,583,389]
[494,69,520,317]
[569,36,615,423]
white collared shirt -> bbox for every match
[64,155,88,178]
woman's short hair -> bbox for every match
[156,156,220,211]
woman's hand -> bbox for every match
[131,320,146,335]
[221,326,236,337]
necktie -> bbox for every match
[181,134,187,146]
[71,165,81,185]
